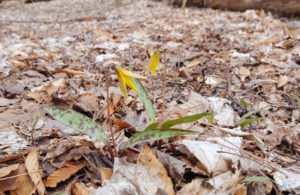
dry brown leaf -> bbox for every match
[262,35,282,45]
[0,164,21,193]
[26,78,66,102]
[54,68,84,76]
[71,182,90,195]
[139,144,175,195]
[99,167,113,182]
[102,93,123,118]
[0,164,19,178]
[235,186,247,195]
[45,161,86,188]
[46,78,66,96]
[11,164,35,195]
[277,75,288,88]
[25,148,45,195]
[76,93,99,112]
[186,58,201,68]
[112,116,135,133]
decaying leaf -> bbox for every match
[76,93,99,112]
[25,148,45,195]
[12,164,35,195]
[99,167,113,182]
[0,163,19,178]
[139,145,175,195]
[45,161,86,188]
[72,182,90,195]
[46,107,109,145]
[180,137,242,175]
[156,151,185,186]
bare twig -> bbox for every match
[106,65,117,161]
[157,51,167,149]
[0,169,45,181]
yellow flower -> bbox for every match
[145,50,159,76]
[116,66,146,97]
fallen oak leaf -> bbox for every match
[139,145,175,195]
[25,148,45,195]
[45,161,86,188]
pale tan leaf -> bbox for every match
[0,163,19,178]
[45,161,86,188]
[277,75,288,88]
[25,148,45,195]
[12,164,35,195]
[99,167,113,182]
[186,58,201,68]
[71,182,90,195]
[139,144,175,195]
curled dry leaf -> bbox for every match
[76,93,99,112]
[45,161,86,188]
[99,167,113,182]
[12,164,35,195]
[0,163,19,178]
[277,75,288,88]
[25,148,45,195]
[139,145,175,195]
[71,182,90,195]
[53,68,84,76]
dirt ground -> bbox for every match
[0,0,300,194]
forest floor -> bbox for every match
[0,0,300,194]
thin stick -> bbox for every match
[157,52,167,149]
[0,169,45,181]
[106,65,117,160]
[158,51,167,127]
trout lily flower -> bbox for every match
[116,66,146,97]
[145,50,159,76]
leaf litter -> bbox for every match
[0,0,300,194]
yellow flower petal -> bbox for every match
[116,67,128,97]
[118,67,146,79]
[124,75,137,91]
[146,50,159,76]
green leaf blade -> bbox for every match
[125,129,197,148]
[240,99,247,110]
[131,78,156,123]
[240,110,260,122]
[240,117,264,129]
[161,112,212,129]
[146,122,159,130]
[241,176,271,183]
[46,107,109,144]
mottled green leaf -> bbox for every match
[161,112,213,129]
[125,129,196,148]
[46,107,109,144]
[241,176,271,183]
[240,99,247,109]
[240,117,264,129]
[131,77,156,123]
[240,110,260,122]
